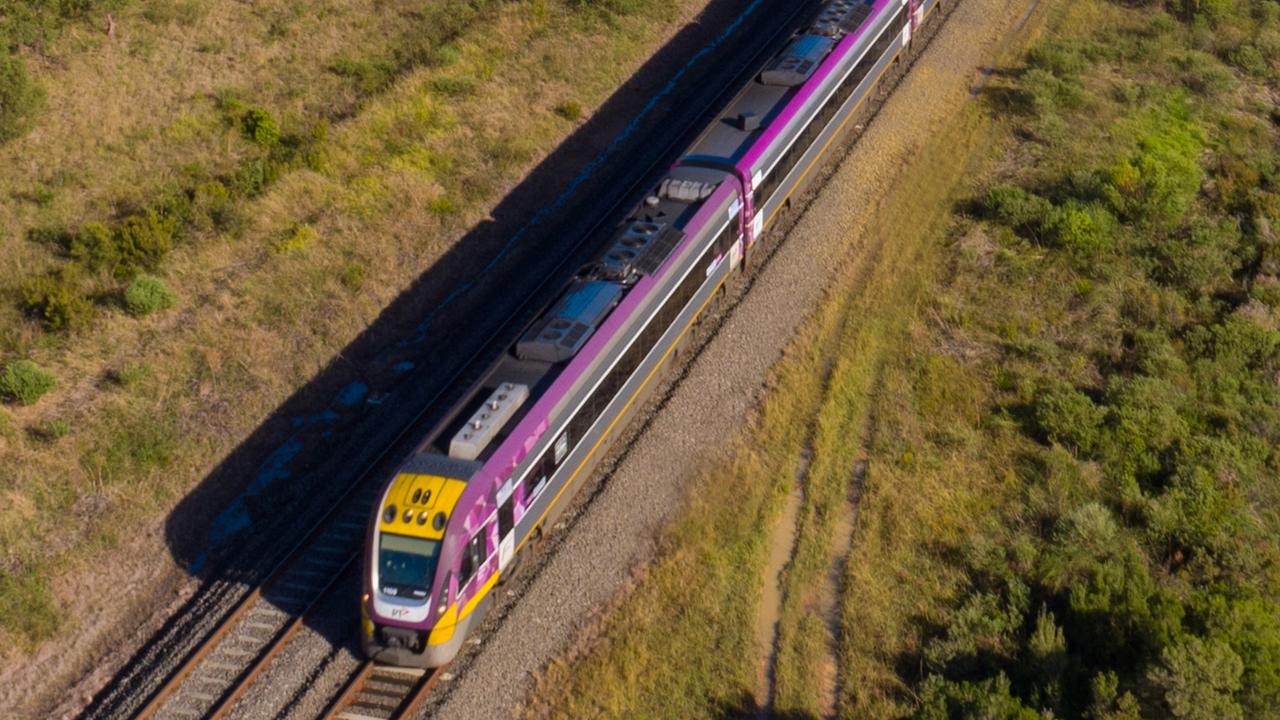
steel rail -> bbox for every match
[125,4,815,718]
[320,663,441,720]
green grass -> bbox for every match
[527,308,836,718]
[530,2,1280,718]
[0,359,56,406]
[527,57,1001,720]
[837,1,1280,718]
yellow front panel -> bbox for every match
[377,474,467,540]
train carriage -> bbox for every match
[362,0,943,668]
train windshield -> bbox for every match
[378,532,440,600]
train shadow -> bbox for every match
[85,0,801,714]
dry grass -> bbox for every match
[0,0,721,658]
[524,57,1001,720]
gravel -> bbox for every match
[428,1,1036,717]
[63,1,1037,717]
[48,1,807,718]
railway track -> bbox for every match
[112,4,816,719]
[321,664,440,720]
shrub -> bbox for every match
[429,76,476,96]
[1147,220,1239,297]
[1173,50,1236,96]
[1102,105,1203,227]
[192,180,237,231]
[339,262,365,292]
[983,185,1054,233]
[0,360,57,405]
[114,209,177,274]
[110,361,150,387]
[330,57,397,94]
[123,275,177,316]
[33,418,70,441]
[65,219,111,265]
[1027,42,1087,77]
[273,223,316,253]
[241,107,280,147]
[553,99,583,121]
[231,156,282,197]
[0,565,62,644]
[1020,68,1084,116]
[0,49,45,143]
[1225,44,1268,77]
[1104,375,1190,480]
[20,267,94,331]
[1034,380,1107,453]
[1045,203,1113,260]
[1148,636,1244,720]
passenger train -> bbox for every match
[362,0,946,667]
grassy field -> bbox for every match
[524,46,1005,720]
[527,0,1280,718]
[0,0,735,659]
[843,1,1280,717]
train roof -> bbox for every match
[685,0,891,167]
[401,0,903,531]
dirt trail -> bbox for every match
[754,483,802,717]
[439,0,1042,715]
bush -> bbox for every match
[192,180,237,231]
[114,209,176,273]
[339,262,365,291]
[0,360,57,405]
[0,49,45,143]
[241,107,280,147]
[1026,42,1087,77]
[70,210,176,276]
[1173,50,1236,96]
[1147,219,1239,297]
[1045,203,1114,260]
[272,223,316,253]
[1225,44,1268,77]
[123,275,177,316]
[983,185,1054,233]
[33,418,70,442]
[1148,636,1244,720]
[1035,380,1107,453]
[20,267,94,331]
[1020,68,1085,115]
[1102,108,1203,226]
[330,57,398,94]
[553,99,583,121]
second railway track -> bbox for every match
[99,3,818,718]
[321,664,439,720]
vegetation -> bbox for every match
[0,0,759,689]
[0,360,56,406]
[0,48,43,142]
[122,275,176,316]
[842,1,1280,717]
[534,0,1280,718]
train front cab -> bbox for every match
[362,470,480,668]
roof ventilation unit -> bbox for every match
[760,35,835,87]
[658,178,720,203]
[449,383,530,461]
[516,280,623,363]
[811,0,872,37]
[599,220,663,279]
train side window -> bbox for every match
[499,498,514,538]
[460,533,484,586]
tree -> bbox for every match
[1148,636,1244,720]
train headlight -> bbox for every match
[383,505,397,523]
[437,585,450,617]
